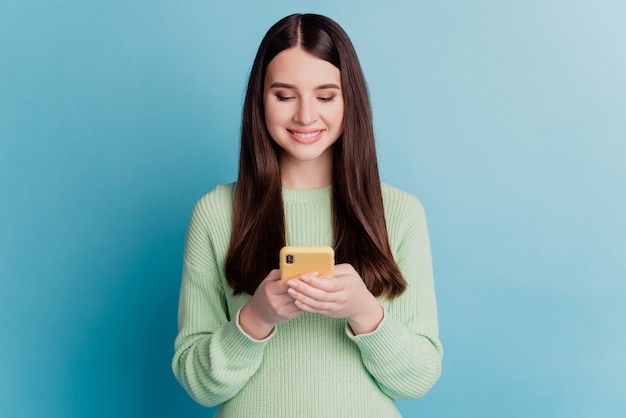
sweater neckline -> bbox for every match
[282,185,332,203]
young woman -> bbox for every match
[172,13,443,417]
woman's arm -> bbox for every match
[348,248,442,398]
[172,191,304,406]
[172,259,271,407]
[171,192,269,407]
[350,194,443,399]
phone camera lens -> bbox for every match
[286,254,294,264]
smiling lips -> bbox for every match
[288,129,324,144]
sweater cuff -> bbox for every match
[234,307,277,343]
[345,307,401,356]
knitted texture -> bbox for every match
[172,183,443,418]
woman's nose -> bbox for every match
[293,99,317,125]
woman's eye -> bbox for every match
[318,96,335,103]
[276,95,294,102]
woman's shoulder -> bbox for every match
[191,182,236,222]
[381,182,425,216]
[195,182,236,207]
[380,183,430,250]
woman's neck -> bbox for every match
[279,150,332,190]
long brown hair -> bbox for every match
[224,14,406,298]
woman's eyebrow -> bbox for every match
[316,83,341,90]
[268,82,341,90]
[268,82,295,89]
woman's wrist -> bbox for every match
[348,300,384,335]
[239,302,275,340]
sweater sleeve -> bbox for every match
[346,189,443,399]
[171,190,272,407]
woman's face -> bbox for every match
[263,47,344,166]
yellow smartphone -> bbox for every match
[279,246,335,280]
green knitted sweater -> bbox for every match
[172,183,443,417]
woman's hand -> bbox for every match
[239,269,303,340]
[285,264,384,335]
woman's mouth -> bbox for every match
[288,129,324,144]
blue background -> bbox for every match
[1,1,624,417]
